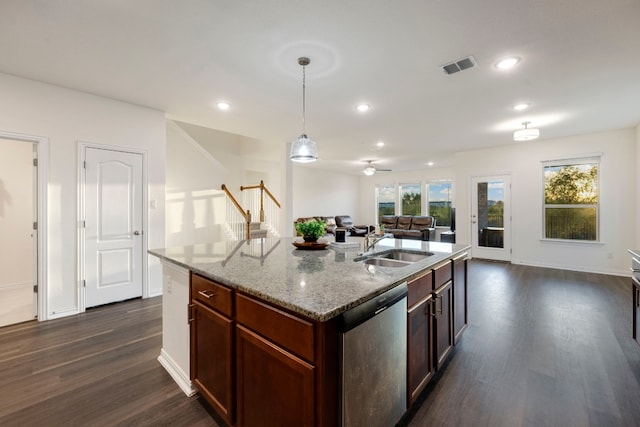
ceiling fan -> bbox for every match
[363,160,392,176]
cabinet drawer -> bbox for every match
[433,261,452,289]
[191,274,233,317]
[408,271,433,308]
[236,293,315,363]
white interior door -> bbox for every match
[84,147,143,308]
[0,138,36,327]
[471,175,511,261]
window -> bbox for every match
[543,157,599,241]
[375,184,396,224]
[427,180,453,227]
[399,183,421,216]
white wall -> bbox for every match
[0,72,166,318]
[0,139,33,288]
[167,120,283,244]
[636,123,640,249]
[454,128,636,275]
[292,165,360,224]
[166,121,228,247]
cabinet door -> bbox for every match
[191,302,234,424]
[452,255,468,344]
[433,281,453,371]
[407,294,433,406]
[236,324,315,427]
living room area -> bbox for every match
[167,117,637,278]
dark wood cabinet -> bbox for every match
[190,274,235,425]
[236,324,315,427]
[452,253,468,344]
[407,290,433,406]
[633,278,640,348]
[235,293,319,427]
[191,302,234,423]
[433,279,453,371]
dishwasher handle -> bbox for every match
[338,282,408,333]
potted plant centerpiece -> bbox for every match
[295,219,326,243]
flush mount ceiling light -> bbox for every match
[513,121,540,141]
[290,57,318,163]
[496,56,520,70]
[216,101,231,110]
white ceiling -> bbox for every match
[2,0,639,174]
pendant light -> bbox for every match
[513,121,540,141]
[290,57,318,163]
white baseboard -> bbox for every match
[147,289,163,298]
[157,348,197,397]
[47,307,80,319]
[511,259,630,277]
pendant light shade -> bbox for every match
[290,134,318,163]
[513,121,540,141]
[290,57,318,163]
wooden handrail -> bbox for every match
[262,184,281,208]
[240,180,281,208]
[221,184,249,222]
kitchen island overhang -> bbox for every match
[150,237,470,321]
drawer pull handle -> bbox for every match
[198,289,216,299]
[432,295,443,319]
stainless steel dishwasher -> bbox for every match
[338,282,408,427]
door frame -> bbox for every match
[77,141,148,312]
[470,174,512,262]
[0,130,49,321]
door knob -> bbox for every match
[134,230,141,235]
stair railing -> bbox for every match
[241,180,281,237]
[221,184,251,240]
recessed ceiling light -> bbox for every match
[376,141,385,147]
[217,102,231,110]
[356,104,370,112]
[427,161,434,167]
[513,103,529,111]
[495,57,520,70]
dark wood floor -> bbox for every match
[1,260,639,426]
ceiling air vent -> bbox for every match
[441,56,477,75]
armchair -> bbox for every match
[334,215,372,236]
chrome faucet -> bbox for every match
[363,229,389,253]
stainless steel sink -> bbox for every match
[363,257,412,268]
[378,250,433,262]
[356,249,434,268]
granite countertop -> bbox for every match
[150,237,470,322]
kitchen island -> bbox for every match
[150,237,470,427]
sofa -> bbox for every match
[334,215,373,236]
[294,215,373,237]
[379,215,436,241]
